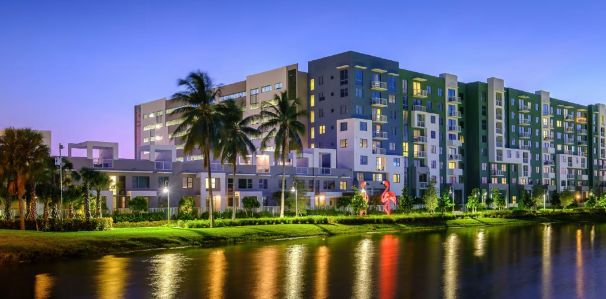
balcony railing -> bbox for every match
[448,126,461,132]
[154,160,172,171]
[372,131,388,139]
[414,120,426,128]
[520,144,531,150]
[415,151,427,158]
[565,115,574,121]
[567,174,576,179]
[564,127,574,133]
[413,90,428,98]
[372,147,386,155]
[495,100,503,107]
[448,96,461,103]
[576,117,587,123]
[448,154,462,160]
[496,127,503,134]
[371,81,387,91]
[519,104,531,112]
[93,159,113,168]
[491,169,505,176]
[372,115,387,123]
[448,111,461,118]
[412,105,426,112]
[519,132,531,138]
[371,97,388,107]
[579,129,588,135]
[519,119,531,125]
[413,136,427,143]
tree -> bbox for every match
[519,189,534,210]
[466,188,481,213]
[91,171,110,217]
[398,186,414,213]
[336,196,352,210]
[170,71,223,227]
[215,99,259,220]
[492,188,506,210]
[79,168,98,220]
[438,189,454,214]
[550,192,560,210]
[531,185,546,210]
[257,91,307,218]
[242,196,260,217]
[423,182,439,213]
[596,194,606,209]
[179,196,196,215]
[128,196,148,213]
[559,190,575,209]
[350,187,369,215]
[585,195,597,208]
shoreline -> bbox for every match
[1,212,605,265]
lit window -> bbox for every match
[339,181,347,190]
[360,139,368,148]
[310,111,315,123]
[205,178,216,189]
[393,174,400,183]
[319,125,326,134]
[275,82,283,90]
[310,127,315,139]
[310,79,315,91]
[340,139,348,148]
[310,95,315,107]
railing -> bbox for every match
[372,147,386,155]
[491,170,505,176]
[579,129,588,135]
[155,160,172,171]
[567,174,576,179]
[415,151,427,158]
[448,111,461,117]
[564,127,574,133]
[413,90,428,97]
[415,120,426,127]
[496,127,503,134]
[371,97,388,106]
[448,126,461,132]
[318,168,332,175]
[93,158,113,168]
[495,100,503,107]
[448,154,462,160]
[519,119,531,125]
[414,136,427,143]
[412,105,426,112]
[372,131,388,139]
[565,115,574,121]
[519,104,531,111]
[543,136,553,141]
[543,160,554,165]
[520,144,531,150]
[372,115,387,123]
[148,207,179,216]
[296,167,312,175]
[448,96,461,103]
[447,139,461,147]
[519,132,531,138]
[576,117,587,123]
[371,81,387,90]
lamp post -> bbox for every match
[291,185,298,217]
[449,187,454,213]
[163,187,170,225]
[59,143,64,220]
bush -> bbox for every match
[179,196,196,215]
[114,220,167,228]
[0,218,113,231]
[128,196,148,213]
[113,212,167,222]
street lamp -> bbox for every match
[291,185,298,217]
[449,187,454,213]
[163,187,170,224]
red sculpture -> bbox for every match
[359,181,369,216]
[381,180,397,215]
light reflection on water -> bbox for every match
[5,223,606,298]
[149,253,187,299]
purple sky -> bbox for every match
[1,0,606,158]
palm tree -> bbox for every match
[170,71,222,227]
[216,100,259,220]
[92,171,110,217]
[79,167,97,220]
[257,91,307,218]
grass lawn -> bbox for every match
[1,212,604,264]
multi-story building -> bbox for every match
[65,50,606,214]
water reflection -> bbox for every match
[576,229,584,299]
[541,225,552,299]
[473,229,486,257]
[97,255,128,299]
[353,238,374,299]
[207,249,226,299]
[285,245,306,299]
[34,273,54,299]
[254,247,279,299]
[378,235,399,299]
[314,246,329,299]
[443,233,459,299]
[149,253,187,299]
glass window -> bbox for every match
[359,122,368,131]
[340,122,348,131]
[360,155,368,165]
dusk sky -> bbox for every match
[1,0,605,158]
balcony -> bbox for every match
[371,97,388,107]
[447,139,462,147]
[563,150,574,155]
[415,151,427,158]
[564,127,574,133]
[579,129,588,135]
[519,104,531,113]
[448,111,461,118]
[413,136,427,143]
[372,114,387,123]
[372,147,386,155]
[448,125,461,132]
[448,154,462,160]
[543,160,554,165]
[496,127,503,134]
[576,117,587,123]
[412,105,426,112]
[372,131,388,140]
[296,167,312,175]
[93,159,113,168]
[413,120,426,128]
[491,169,505,176]
[519,119,531,126]
[519,132,531,138]
[565,115,574,121]
[448,96,461,103]
[154,160,172,171]
[567,174,576,180]
[371,81,387,91]
[564,138,575,145]
[496,114,503,121]
[520,144,532,150]
[413,90,428,98]
[496,99,503,107]
[543,136,553,141]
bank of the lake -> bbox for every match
[2,211,606,265]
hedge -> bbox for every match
[0,218,113,231]
[113,212,167,223]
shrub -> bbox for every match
[560,191,575,209]
[113,212,167,222]
[242,196,260,216]
[128,196,148,213]
[179,196,196,215]
[0,218,113,231]
[336,196,352,209]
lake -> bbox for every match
[2,223,605,298]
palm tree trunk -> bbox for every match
[280,138,288,218]
[84,186,91,221]
[206,148,214,228]
[68,203,74,219]
[43,199,49,222]
[3,196,11,220]
[232,162,237,220]
[95,189,101,218]
[17,176,25,230]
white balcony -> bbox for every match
[372,131,388,140]
[372,147,386,155]
[448,154,462,160]
[93,159,113,168]
[371,81,387,91]
[413,120,426,128]
[154,160,172,171]
[519,119,531,126]
[448,111,461,118]
[412,105,426,112]
[371,97,388,107]
[415,151,427,158]
[448,125,461,132]
[413,90,428,98]
[491,169,505,176]
[413,136,427,143]
[519,132,531,138]
[372,114,387,123]
[448,96,461,103]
